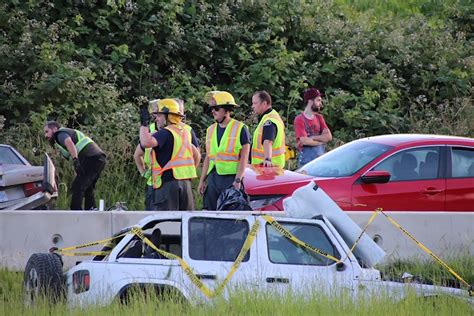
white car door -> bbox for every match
[256,217,355,298]
[181,213,261,301]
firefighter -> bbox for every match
[139,98,199,210]
[133,99,164,210]
[250,90,286,168]
[43,121,106,210]
[198,91,250,210]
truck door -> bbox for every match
[181,213,260,301]
[257,217,355,297]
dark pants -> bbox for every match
[70,154,106,210]
[203,170,235,210]
[152,179,194,211]
[145,184,154,211]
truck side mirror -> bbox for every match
[361,170,391,184]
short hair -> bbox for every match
[45,121,61,129]
[253,90,272,105]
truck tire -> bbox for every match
[24,253,65,304]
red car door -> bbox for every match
[445,146,474,212]
[351,147,446,212]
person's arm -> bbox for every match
[140,126,158,148]
[192,144,201,168]
[63,136,79,159]
[262,140,273,167]
[198,155,210,194]
[234,143,250,190]
[133,144,146,175]
[310,128,332,143]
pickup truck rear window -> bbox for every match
[266,222,340,266]
[189,218,250,262]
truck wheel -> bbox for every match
[24,253,65,305]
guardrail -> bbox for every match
[0,211,472,271]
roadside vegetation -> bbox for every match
[1,255,473,315]
[0,0,472,210]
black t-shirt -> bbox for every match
[258,108,277,144]
[216,124,250,147]
[55,128,104,158]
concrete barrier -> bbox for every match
[0,210,472,271]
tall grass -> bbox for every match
[1,263,472,316]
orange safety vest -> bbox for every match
[151,124,197,189]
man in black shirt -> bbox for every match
[44,121,106,210]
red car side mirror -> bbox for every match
[361,170,391,184]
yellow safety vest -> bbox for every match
[143,123,157,186]
[251,109,286,168]
[151,124,197,189]
[54,128,93,160]
[206,119,245,175]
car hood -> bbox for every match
[244,165,315,193]
[0,164,43,187]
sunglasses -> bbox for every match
[210,105,222,112]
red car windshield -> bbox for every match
[299,140,393,177]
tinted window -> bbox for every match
[0,146,25,165]
[373,147,440,181]
[266,222,340,266]
[189,218,249,262]
[451,147,474,178]
[300,140,392,177]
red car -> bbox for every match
[244,134,474,212]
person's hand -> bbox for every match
[141,169,151,180]
[198,180,206,194]
[263,158,273,167]
[233,181,241,190]
[73,158,84,175]
[140,106,150,127]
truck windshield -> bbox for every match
[299,140,392,177]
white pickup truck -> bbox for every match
[24,211,471,307]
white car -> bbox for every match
[0,144,57,210]
[23,211,472,307]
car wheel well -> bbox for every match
[118,283,187,305]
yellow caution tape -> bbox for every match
[342,208,381,262]
[56,233,128,253]
[380,210,471,290]
[262,215,341,264]
[60,251,111,257]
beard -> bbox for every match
[311,104,321,113]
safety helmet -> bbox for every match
[148,99,160,114]
[205,91,238,107]
[156,98,184,117]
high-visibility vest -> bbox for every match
[206,119,245,175]
[54,128,93,159]
[151,124,197,189]
[251,109,286,168]
[143,123,157,186]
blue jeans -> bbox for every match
[297,145,325,168]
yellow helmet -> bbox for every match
[157,98,184,117]
[205,91,238,107]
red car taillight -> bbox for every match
[22,181,43,197]
[72,270,90,294]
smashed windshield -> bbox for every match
[299,140,393,177]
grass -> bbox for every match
[2,256,473,315]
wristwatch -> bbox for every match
[234,177,242,183]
